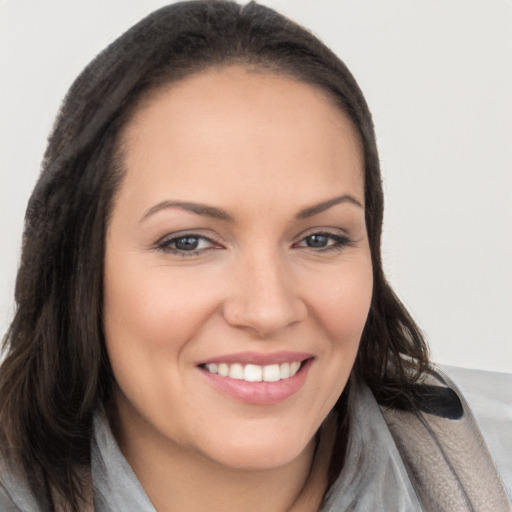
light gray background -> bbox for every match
[1,0,511,371]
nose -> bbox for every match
[222,252,307,337]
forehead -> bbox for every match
[117,66,364,214]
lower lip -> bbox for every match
[198,359,313,405]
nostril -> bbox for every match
[222,298,307,337]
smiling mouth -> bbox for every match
[201,361,303,382]
[198,355,313,404]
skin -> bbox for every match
[103,66,373,511]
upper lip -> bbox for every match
[197,351,314,366]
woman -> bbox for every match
[0,2,510,511]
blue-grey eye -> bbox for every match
[295,232,350,251]
[155,233,217,254]
[174,236,201,251]
[305,234,330,248]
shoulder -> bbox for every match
[436,364,512,499]
[0,483,21,512]
[0,458,39,512]
[437,364,512,440]
[439,364,512,408]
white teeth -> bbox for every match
[263,364,280,382]
[218,363,229,377]
[205,363,218,374]
[280,362,290,379]
[290,361,301,376]
[204,361,303,382]
[244,364,263,382]
[229,363,244,380]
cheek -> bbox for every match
[309,257,373,346]
[297,255,373,422]
[103,264,219,355]
[102,260,224,425]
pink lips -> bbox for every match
[197,351,313,366]
[197,352,313,405]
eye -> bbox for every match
[304,234,331,248]
[295,232,351,251]
[156,234,218,255]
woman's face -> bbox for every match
[103,66,373,471]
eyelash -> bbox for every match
[155,234,218,256]
[294,232,352,252]
[155,231,352,257]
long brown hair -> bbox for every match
[0,2,428,509]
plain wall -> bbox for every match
[1,0,511,371]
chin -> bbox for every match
[198,425,316,471]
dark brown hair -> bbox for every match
[0,1,428,509]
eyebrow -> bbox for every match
[140,194,363,223]
[295,194,363,220]
[140,200,235,223]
